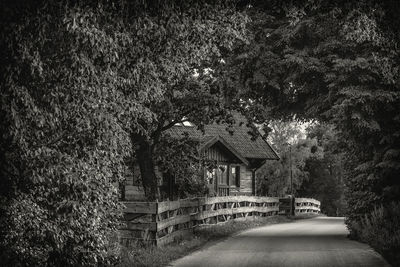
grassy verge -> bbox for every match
[118,215,295,267]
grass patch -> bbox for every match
[118,237,204,267]
[118,215,294,267]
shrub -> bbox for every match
[0,152,124,266]
[350,202,400,266]
[0,1,137,265]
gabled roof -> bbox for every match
[167,112,279,161]
[199,135,250,166]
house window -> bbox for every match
[218,164,228,185]
[231,166,240,187]
[206,169,216,184]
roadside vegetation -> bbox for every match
[350,203,400,267]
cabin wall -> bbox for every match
[241,167,253,195]
[121,161,255,199]
[123,163,144,200]
[228,164,253,196]
[123,163,163,201]
[122,165,255,199]
[205,145,231,162]
[121,141,257,200]
[204,142,243,197]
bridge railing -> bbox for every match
[120,196,279,246]
[294,198,321,214]
[279,197,321,215]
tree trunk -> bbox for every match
[134,138,159,201]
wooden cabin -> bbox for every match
[122,113,279,200]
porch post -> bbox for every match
[252,170,256,196]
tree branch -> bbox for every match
[160,118,190,132]
[33,130,67,148]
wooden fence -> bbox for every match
[119,196,280,246]
[119,196,321,247]
[279,197,294,215]
[294,198,321,214]
[279,197,321,215]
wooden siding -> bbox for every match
[122,143,255,200]
[228,163,251,196]
[123,164,254,200]
[204,143,252,197]
[205,144,231,162]
[239,167,253,194]
[125,185,146,201]
[124,163,163,201]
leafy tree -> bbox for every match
[122,1,248,201]
[228,0,399,263]
[298,123,346,216]
[155,134,208,199]
[0,1,135,265]
[256,119,323,197]
[265,120,306,148]
[86,0,249,201]
[257,121,346,216]
[0,0,248,265]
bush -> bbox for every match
[0,152,124,266]
[0,1,136,265]
[349,202,400,266]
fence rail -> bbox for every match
[120,196,279,246]
[279,197,321,215]
[120,196,320,246]
[295,198,321,214]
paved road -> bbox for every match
[170,217,390,267]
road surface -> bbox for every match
[170,217,389,267]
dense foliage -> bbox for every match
[0,1,133,265]
[104,0,249,200]
[297,123,346,216]
[256,120,324,197]
[238,0,400,218]
[256,120,345,216]
[0,0,248,265]
[227,0,399,263]
[352,202,400,266]
[155,134,208,199]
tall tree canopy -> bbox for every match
[256,119,324,197]
[223,0,399,262]
[257,120,346,215]
[227,0,399,224]
[297,123,346,216]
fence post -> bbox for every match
[290,196,295,216]
[154,200,159,246]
